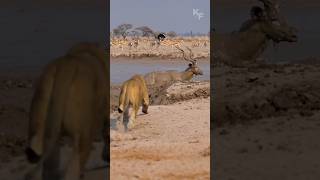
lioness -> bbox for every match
[25,42,109,180]
[118,75,149,129]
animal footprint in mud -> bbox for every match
[199,147,210,157]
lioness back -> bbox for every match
[118,74,149,114]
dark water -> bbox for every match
[110,58,210,83]
[214,6,320,62]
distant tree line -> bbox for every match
[111,23,209,39]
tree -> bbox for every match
[167,31,177,38]
[135,26,154,37]
[130,30,141,38]
[113,23,133,39]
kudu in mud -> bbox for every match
[213,0,298,66]
[144,46,203,86]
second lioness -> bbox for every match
[118,75,149,129]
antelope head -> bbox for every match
[256,0,298,43]
[259,0,298,33]
[176,46,203,75]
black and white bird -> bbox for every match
[157,33,166,41]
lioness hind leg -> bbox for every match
[102,121,110,163]
[64,136,81,180]
[128,105,136,129]
[128,104,138,129]
[25,138,61,180]
[43,144,61,180]
[79,134,93,177]
[123,106,130,131]
[142,104,148,114]
[133,103,139,119]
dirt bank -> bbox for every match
[213,63,320,179]
[110,81,210,112]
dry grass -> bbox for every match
[110,36,210,59]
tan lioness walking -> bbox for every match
[118,75,149,130]
[25,42,109,180]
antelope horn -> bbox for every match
[259,0,286,23]
[185,46,197,63]
[175,46,194,63]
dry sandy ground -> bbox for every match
[213,63,320,179]
[0,142,108,180]
[110,98,210,179]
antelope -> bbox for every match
[150,40,160,48]
[213,0,298,66]
[213,6,297,65]
[160,39,183,49]
[128,39,139,49]
[144,46,203,86]
[111,39,127,51]
[192,40,201,47]
[203,41,208,47]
